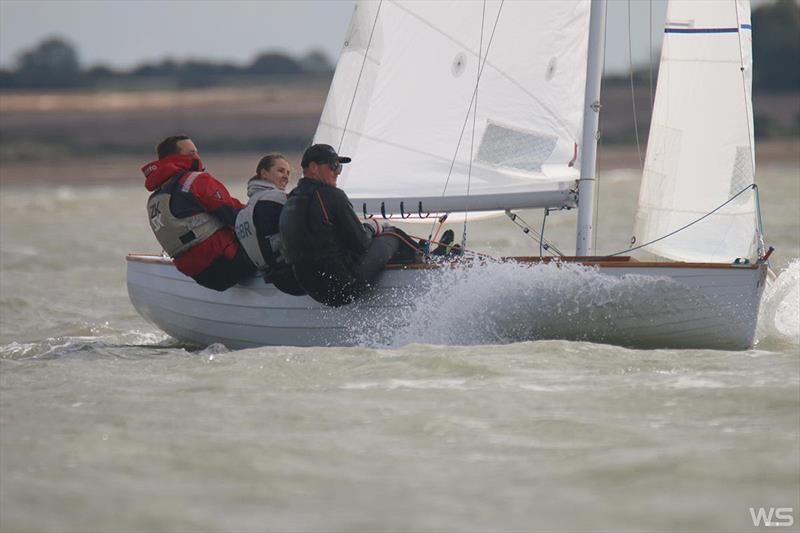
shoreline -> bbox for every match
[1,138,797,187]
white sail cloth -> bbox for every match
[634,0,757,262]
[314,0,591,216]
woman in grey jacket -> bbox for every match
[234,153,306,295]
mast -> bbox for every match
[575,0,607,256]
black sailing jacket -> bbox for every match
[279,178,372,267]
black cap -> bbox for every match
[301,144,352,168]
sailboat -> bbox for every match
[127,0,771,350]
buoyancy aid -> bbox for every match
[147,172,224,257]
[234,180,288,271]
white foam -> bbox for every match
[341,378,470,390]
[757,258,800,345]
[666,376,727,389]
[362,259,685,347]
[517,383,571,392]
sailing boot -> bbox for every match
[431,229,455,256]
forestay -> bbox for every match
[314,0,591,217]
[634,0,757,262]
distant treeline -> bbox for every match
[0,0,797,92]
[604,0,800,91]
[0,40,333,90]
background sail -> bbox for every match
[634,0,757,262]
[314,0,591,212]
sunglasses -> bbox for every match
[316,160,342,173]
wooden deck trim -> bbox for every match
[127,253,759,271]
[127,253,172,265]
[504,256,760,269]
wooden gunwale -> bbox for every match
[126,253,759,270]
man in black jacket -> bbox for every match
[279,144,401,306]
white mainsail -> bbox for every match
[634,0,757,262]
[314,0,592,216]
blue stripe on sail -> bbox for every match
[664,27,740,34]
[740,24,752,30]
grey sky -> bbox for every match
[0,1,761,75]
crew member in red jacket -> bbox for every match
[142,135,255,291]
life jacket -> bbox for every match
[234,182,287,271]
[146,172,224,258]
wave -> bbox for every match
[345,257,800,350]
[757,258,800,347]
[350,260,708,348]
[0,328,175,361]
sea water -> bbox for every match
[1,164,798,532]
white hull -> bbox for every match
[127,254,767,350]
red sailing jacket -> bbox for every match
[142,154,245,276]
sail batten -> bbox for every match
[315,0,592,210]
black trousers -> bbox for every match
[293,233,401,307]
[265,266,307,296]
[192,246,256,292]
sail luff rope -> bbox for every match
[462,0,487,251]
[604,184,758,258]
[733,3,763,256]
[336,0,384,152]
[628,0,644,171]
[733,6,755,175]
[428,0,505,239]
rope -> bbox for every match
[648,0,654,110]
[405,233,493,260]
[383,230,423,253]
[733,4,757,203]
[432,0,505,241]
[462,0,487,252]
[337,0,384,151]
[628,0,644,171]
[431,214,448,243]
[753,182,767,257]
[604,184,758,258]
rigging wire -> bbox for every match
[733,5,763,255]
[603,184,759,258]
[628,0,644,171]
[648,0,654,110]
[430,0,506,240]
[337,1,384,152]
[405,232,494,260]
[753,183,767,256]
[505,211,564,257]
[462,0,487,251]
[593,2,610,253]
